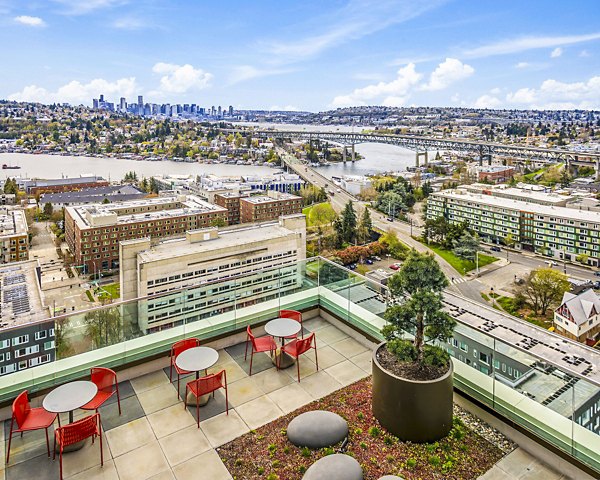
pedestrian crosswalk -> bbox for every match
[451,277,467,284]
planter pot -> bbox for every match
[372,341,453,443]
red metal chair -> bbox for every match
[170,338,201,397]
[244,325,277,376]
[278,332,318,382]
[6,390,57,463]
[185,370,228,427]
[82,367,121,415]
[54,413,102,480]
[279,309,303,337]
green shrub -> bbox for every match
[386,339,416,362]
[266,474,279,480]
[298,465,307,474]
[360,442,368,449]
[368,426,381,437]
[301,447,311,458]
[422,345,450,368]
[406,458,417,469]
[429,455,441,467]
[257,466,265,474]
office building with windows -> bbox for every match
[0,260,53,376]
[65,195,228,273]
[119,214,306,332]
[0,208,29,264]
[427,188,600,266]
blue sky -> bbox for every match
[1,0,599,111]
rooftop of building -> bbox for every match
[478,165,515,173]
[465,184,575,205]
[40,184,146,204]
[0,260,48,327]
[241,192,301,204]
[557,288,600,326]
[134,217,303,264]
[22,175,105,187]
[0,208,28,237]
[432,188,600,221]
[67,195,227,229]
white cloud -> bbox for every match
[228,65,293,85]
[505,75,600,109]
[515,61,529,69]
[420,58,474,91]
[52,0,126,15]
[151,63,212,94]
[463,32,600,58]
[490,87,501,95]
[474,94,503,109]
[550,47,563,58]
[579,49,591,57]
[331,63,422,108]
[269,105,299,111]
[14,15,46,27]
[265,0,445,63]
[8,77,138,104]
[112,17,148,30]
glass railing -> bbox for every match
[0,257,598,474]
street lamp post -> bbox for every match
[476,250,480,277]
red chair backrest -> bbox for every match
[172,338,200,359]
[90,367,116,392]
[193,370,226,397]
[56,414,100,448]
[12,390,31,428]
[246,325,258,347]
[280,309,302,323]
[295,333,315,356]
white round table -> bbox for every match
[265,318,302,369]
[175,346,219,406]
[43,381,98,452]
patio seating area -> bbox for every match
[1,313,591,480]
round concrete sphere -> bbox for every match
[302,454,363,480]
[287,410,348,449]
[378,476,404,479]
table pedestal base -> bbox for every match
[56,439,88,453]
[184,391,211,407]
[273,350,296,369]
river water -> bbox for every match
[0,123,434,181]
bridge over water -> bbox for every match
[252,130,600,172]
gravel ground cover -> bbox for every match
[218,377,513,480]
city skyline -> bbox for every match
[0,0,599,111]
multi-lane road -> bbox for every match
[283,153,600,303]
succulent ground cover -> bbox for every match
[218,377,508,480]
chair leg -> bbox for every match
[169,362,173,383]
[225,386,229,415]
[6,417,14,463]
[297,356,301,382]
[116,382,122,415]
[99,426,104,466]
[196,395,200,428]
[45,427,50,457]
[314,347,319,371]
[177,374,181,399]
[59,451,63,480]
[249,350,253,376]
[244,335,249,361]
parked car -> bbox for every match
[373,256,382,262]
[545,260,558,267]
[387,217,394,222]
[336,188,341,193]
[348,263,357,270]
[490,246,501,252]
[594,271,600,277]
[389,263,402,270]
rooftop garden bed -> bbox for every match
[218,377,512,479]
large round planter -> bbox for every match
[372,341,453,443]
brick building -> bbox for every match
[20,176,109,195]
[240,192,302,224]
[478,166,515,184]
[214,192,243,225]
[65,195,228,273]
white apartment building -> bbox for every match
[0,208,29,264]
[427,189,600,265]
[119,214,306,333]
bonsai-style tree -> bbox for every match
[382,251,456,368]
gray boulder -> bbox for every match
[287,410,348,449]
[303,454,362,480]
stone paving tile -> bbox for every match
[113,440,170,480]
[496,449,536,478]
[105,416,155,458]
[302,317,330,332]
[158,425,211,467]
[235,395,284,430]
[350,350,373,373]
[213,360,247,384]
[5,448,58,480]
[236,350,276,376]
[172,449,232,480]
[137,382,180,415]
[224,341,248,360]
[267,383,314,414]
[66,459,119,480]
[294,370,342,399]
[226,376,265,407]
[313,325,348,345]
[517,460,564,480]
[311,344,346,369]
[102,380,135,407]
[60,430,105,479]
[200,411,249,448]
[99,394,146,431]
[478,466,515,480]
[250,365,295,394]
[185,389,231,424]
[147,404,196,439]
[130,370,170,395]
[4,419,55,466]
[325,359,369,386]
[329,336,369,358]
[148,471,176,480]
[282,355,319,382]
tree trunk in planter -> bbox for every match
[372,342,453,443]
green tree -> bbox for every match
[309,203,337,236]
[43,202,53,217]
[452,231,480,261]
[356,207,372,245]
[383,251,455,366]
[210,217,227,227]
[84,306,123,349]
[3,178,17,194]
[379,230,411,260]
[521,268,570,315]
[335,201,357,245]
